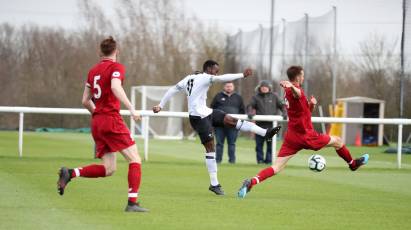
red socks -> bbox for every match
[128,163,142,203]
[336,145,354,165]
[251,167,275,186]
[69,163,142,203]
[71,164,106,178]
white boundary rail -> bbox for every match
[1,106,410,168]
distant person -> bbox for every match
[210,82,245,164]
[237,66,369,199]
[57,36,148,212]
[247,80,286,164]
[152,60,281,196]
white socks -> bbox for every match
[236,120,267,137]
[205,152,219,186]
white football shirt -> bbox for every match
[176,73,213,118]
[159,72,244,118]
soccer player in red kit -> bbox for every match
[57,36,148,212]
[238,65,369,198]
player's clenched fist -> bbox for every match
[131,112,141,121]
[280,80,293,88]
[152,105,162,113]
[243,68,253,78]
[309,95,317,105]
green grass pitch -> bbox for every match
[1,131,411,229]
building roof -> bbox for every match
[337,96,385,103]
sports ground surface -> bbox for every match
[1,131,410,230]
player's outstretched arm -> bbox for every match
[280,80,301,98]
[211,68,253,83]
[111,78,141,121]
[153,85,181,113]
[81,85,95,114]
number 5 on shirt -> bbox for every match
[93,75,101,99]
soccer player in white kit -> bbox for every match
[153,60,281,195]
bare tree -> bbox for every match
[356,34,399,101]
[0,0,227,130]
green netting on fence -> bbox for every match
[35,128,90,133]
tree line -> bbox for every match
[0,0,226,130]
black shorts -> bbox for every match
[189,109,226,144]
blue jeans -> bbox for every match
[255,135,272,164]
[215,127,238,163]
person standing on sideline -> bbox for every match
[210,82,245,164]
[57,36,148,212]
[247,80,286,164]
[237,66,369,199]
[153,60,281,196]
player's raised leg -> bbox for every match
[223,115,281,141]
[57,154,113,196]
[327,136,369,171]
[204,140,224,195]
[120,144,148,212]
[238,155,293,198]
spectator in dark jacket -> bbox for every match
[211,82,245,163]
[247,80,286,164]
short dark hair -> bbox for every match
[100,36,117,56]
[287,66,303,81]
[203,60,219,72]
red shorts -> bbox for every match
[277,129,331,157]
[91,114,135,158]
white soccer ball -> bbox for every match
[308,154,326,172]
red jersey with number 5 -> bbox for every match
[284,85,313,133]
[86,59,125,115]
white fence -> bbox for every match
[1,106,411,168]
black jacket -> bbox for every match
[210,92,245,115]
[247,92,286,128]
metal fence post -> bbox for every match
[272,121,278,165]
[144,116,150,161]
[18,112,24,158]
[130,87,136,137]
[397,124,403,169]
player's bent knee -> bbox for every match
[223,114,236,122]
[203,140,215,152]
[126,152,141,164]
[120,144,142,163]
[130,153,142,164]
[272,165,284,174]
[106,170,115,176]
[105,166,117,176]
[223,115,237,127]
[332,136,343,148]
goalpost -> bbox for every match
[130,85,185,139]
